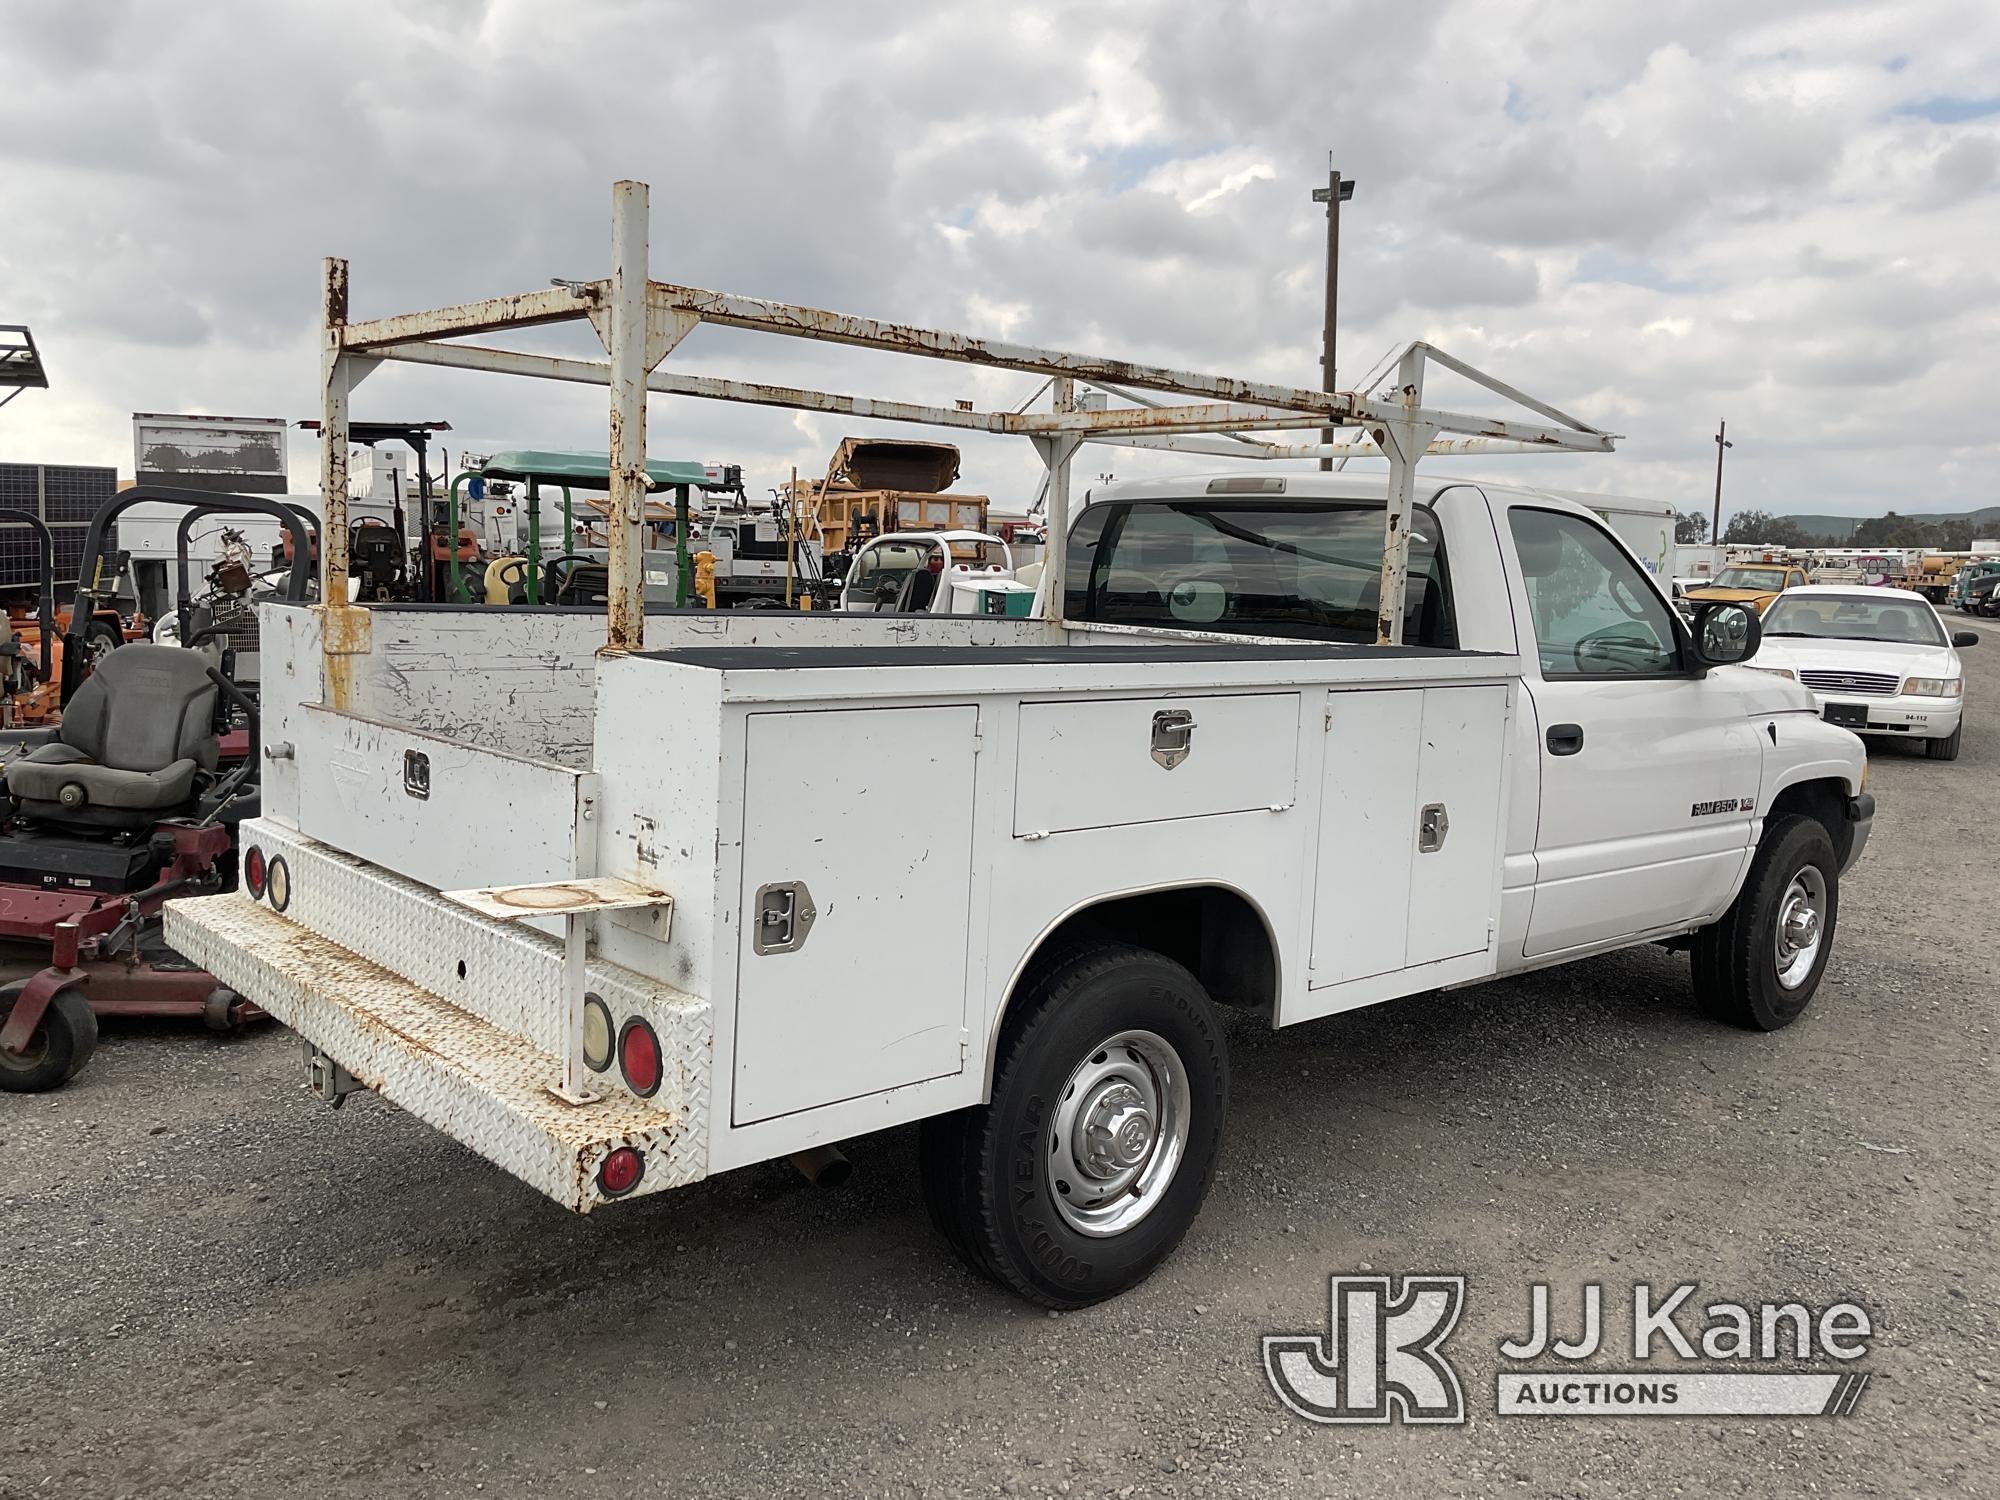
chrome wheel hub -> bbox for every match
[1079,1081,1154,1176]
[1774,866,1828,991]
[1047,1029,1192,1238]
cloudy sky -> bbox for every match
[3,0,1997,525]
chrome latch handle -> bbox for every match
[1418,802,1449,853]
[1150,708,1196,769]
[752,880,817,955]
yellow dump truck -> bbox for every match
[788,438,990,556]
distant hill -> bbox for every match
[1777,506,2000,540]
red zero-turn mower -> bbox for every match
[0,646,263,1090]
[0,488,313,1091]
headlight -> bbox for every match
[1902,677,1963,698]
[1749,665,1796,680]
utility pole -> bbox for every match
[1711,420,1733,543]
[1311,163,1355,471]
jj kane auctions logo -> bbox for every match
[1264,1275,1873,1424]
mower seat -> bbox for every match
[5,645,219,824]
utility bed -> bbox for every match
[169,607,1518,1208]
[156,179,1866,1306]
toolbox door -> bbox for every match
[1403,684,1510,966]
[1308,689,1424,985]
[1013,692,1299,835]
[1307,684,1508,986]
[732,704,979,1125]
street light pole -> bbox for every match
[1711,419,1733,543]
[1311,164,1355,471]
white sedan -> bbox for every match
[1751,585,1978,761]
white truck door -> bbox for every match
[732,704,979,1125]
[1505,505,1762,957]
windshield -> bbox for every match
[1712,567,1788,590]
[1762,594,1947,646]
[1065,499,1455,646]
[845,539,944,611]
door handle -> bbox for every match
[1418,803,1450,853]
[1546,723,1585,756]
[752,880,817,955]
[1150,708,1195,769]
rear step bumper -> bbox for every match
[167,893,696,1212]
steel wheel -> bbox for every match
[1692,814,1839,1031]
[1773,866,1827,991]
[1046,1029,1192,1238]
[918,941,1229,1306]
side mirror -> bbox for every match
[1953,631,1979,648]
[1692,601,1762,668]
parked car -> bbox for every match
[1683,563,1811,615]
[1754,585,1977,760]
[1669,577,1698,623]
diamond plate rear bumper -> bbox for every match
[167,891,705,1212]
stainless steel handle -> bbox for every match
[752,880,817,955]
[1418,803,1449,853]
[1151,708,1196,769]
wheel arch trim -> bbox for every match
[983,878,1281,1097]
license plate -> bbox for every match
[1824,703,1868,729]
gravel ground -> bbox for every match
[4,646,1997,1499]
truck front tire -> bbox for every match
[1690,814,1839,1031]
[918,941,1229,1308]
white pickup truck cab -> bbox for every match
[156,182,1874,1307]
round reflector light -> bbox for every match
[618,1016,662,1098]
[265,856,292,913]
[243,846,268,900]
[581,994,614,1073]
[598,1146,645,1198]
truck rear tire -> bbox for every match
[1690,814,1838,1031]
[918,941,1229,1308]
[0,984,98,1093]
[1927,724,1962,761]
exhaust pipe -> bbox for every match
[789,1144,851,1187]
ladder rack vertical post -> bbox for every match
[605,180,650,652]
[1035,377,1077,624]
[1373,344,1434,647]
[321,257,351,606]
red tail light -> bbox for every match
[244,846,268,899]
[598,1146,645,1197]
[618,1016,662,1098]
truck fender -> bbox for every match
[1729,758,1865,910]
[981,880,1282,1099]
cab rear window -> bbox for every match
[1064,500,1456,647]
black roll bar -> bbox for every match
[0,505,57,682]
[172,502,319,649]
[63,485,314,705]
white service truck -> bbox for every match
[154,182,1872,1308]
